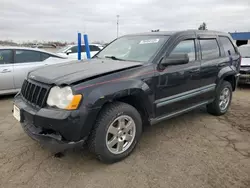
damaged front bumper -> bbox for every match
[13,94,90,152]
[21,120,86,152]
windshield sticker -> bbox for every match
[139,39,159,44]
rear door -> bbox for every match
[0,49,15,91]
[198,35,222,101]
[218,36,241,71]
[13,50,45,89]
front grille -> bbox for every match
[21,79,50,108]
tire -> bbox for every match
[207,81,233,116]
[87,102,142,164]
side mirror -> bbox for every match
[161,54,189,67]
[66,49,72,55]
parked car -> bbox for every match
[31,43,44,48]
[56,44,103,59]
[0,47,67,95]
[238,44,250,84]
[13,30,240,163]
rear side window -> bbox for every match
[41,53,51,61]
[170,40,196,61]
[89,45,100,52]
[15,50,41,63]
[0,50,13,64]
[219,36,236,56]
[199,39,220,60]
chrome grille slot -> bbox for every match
[21,79,50,108]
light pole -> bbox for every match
[116,15,119,38]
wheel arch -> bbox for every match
[217,67,237,91]
[85,79,154,125]
[223,75,236,91]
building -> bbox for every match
[229,32,250,46]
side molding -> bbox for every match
[155,84,216,108]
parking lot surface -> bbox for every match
[0,87,250,188]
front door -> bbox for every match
[155,36,201,117]
[198,35,224,101]
[0,49,15,92]
[66,46,78,59]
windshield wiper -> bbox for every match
[104,56,126,61]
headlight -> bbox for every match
[47,86,82,110]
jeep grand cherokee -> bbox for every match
[13,30,241,163]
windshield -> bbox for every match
[56,46,71,53]
[238,46,250,58]
[96,35,169,62]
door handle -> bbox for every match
[1,69,11,73]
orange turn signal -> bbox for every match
[66,94,82,110]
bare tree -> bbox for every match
[198,22,207,30]
[151,29,160,32]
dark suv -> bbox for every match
[13,30,241,163]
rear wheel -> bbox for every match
[88,102,142,163]
[207,81,232,116]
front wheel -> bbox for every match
[88,102,142,163]
[207,81,233,116]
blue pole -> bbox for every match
[77,33,81,60]
[83,34,91,59]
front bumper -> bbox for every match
[239,67,250,84]
[21,120,85,152]
[13,94,99,150]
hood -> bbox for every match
[28,59,143,85]
[241,58,250,66]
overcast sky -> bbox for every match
[1,0,250,42]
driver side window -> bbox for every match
[170,40,196,61]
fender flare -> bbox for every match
[216,66,237,90]
[84,79,154,116]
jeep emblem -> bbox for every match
[30,75,35,79]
